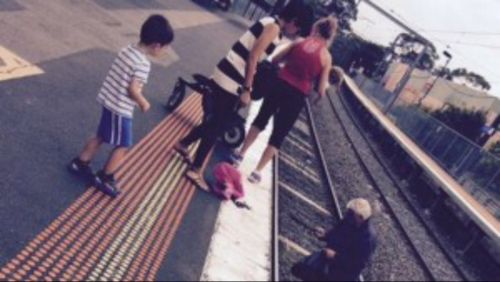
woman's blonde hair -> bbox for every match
[312,16,338,45]
[347,198,372,221]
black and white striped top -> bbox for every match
[212,17,282,95]
[96,44,151,118]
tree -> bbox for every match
[331,33,388,76]
[307,0,359,30]
[394,33,438,71]
[451,68,491,91]
[431,105,486,142]
[434,66,453,80]
[433,67,491,90]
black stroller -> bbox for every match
[165,74,247,148]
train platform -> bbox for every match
[0,94,276,281]
[343,77,500,245]
[0,1,277,281]
[1,1,498,281]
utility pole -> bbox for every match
[384,45,429,113]
[357,0,434,114]
[418,50,452,106]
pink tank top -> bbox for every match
[279,37,325,95]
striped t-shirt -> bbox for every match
[212,17,282,95]
[97,44,151,118]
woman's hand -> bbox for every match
[139,98,151,112]
[324,248,336,260]
[240,91,251,107]
[332,66,345,94]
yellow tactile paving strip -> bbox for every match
[0,95,204,281]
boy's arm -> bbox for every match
[128,78,150,112]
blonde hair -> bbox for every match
[347,198,372,221]
[312,16,338,45]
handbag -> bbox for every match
[291,251,331,281]
[251,61,279,101]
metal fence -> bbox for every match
[353,75,500,218]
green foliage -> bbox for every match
[451,68,491,90]
[431,105,486,142]
[304,0,358,30]
[395,33,438,71]
[331,33,387,76]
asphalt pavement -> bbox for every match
[0,1,249,280]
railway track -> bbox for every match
[331,84,493,281]
[273,88,466,281]
[273,101,356,281]
[321,86,466,281]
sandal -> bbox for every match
[185,169,210,192]
[174,143,193,164]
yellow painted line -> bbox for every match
[89,156,187,280]
[109,155,192,281]
[0,45,43,82]
[102,161,186,281]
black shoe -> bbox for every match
[94,171,121,198]
[68,158,94,180]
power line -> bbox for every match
[362,26,500,37]
[420,29,500,36]
[380,7,500,82]
[448,41,500,49]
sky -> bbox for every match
[351,0,500,97]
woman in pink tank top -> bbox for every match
[232,17,344,183]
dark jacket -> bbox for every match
[324,218,377,281]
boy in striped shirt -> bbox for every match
[69,15,174,197]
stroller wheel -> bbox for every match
[223,122,245,148]
[166,81,186,111]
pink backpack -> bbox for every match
[212,162,245,201]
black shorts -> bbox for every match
[252,78,306,148]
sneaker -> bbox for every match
[248,171,262,184]
[68,158,94,180]
[229,151,244,168]
[94,171,121,198]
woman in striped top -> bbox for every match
[175,1,314,191]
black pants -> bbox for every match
[252,78,306,148]
[180,85,239,169]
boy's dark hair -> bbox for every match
[140,15,174,46]
[278,0,314,36]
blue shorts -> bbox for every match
[97,107,133,147]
